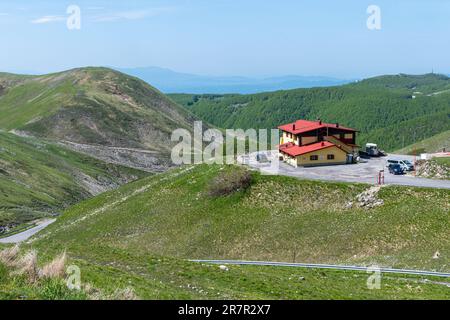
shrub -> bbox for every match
[14,250,39,283]
[208,167,253,197]
[39,278,87,300]
[0,246,67,283]
[41,251,67,279]
[0,245,20,267]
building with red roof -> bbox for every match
[278,119,359,167]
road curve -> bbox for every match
[191,259,450,278]
[0,219,56,244]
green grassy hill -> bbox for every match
[19,164,448,299]
[396,130,450,155]
[1,70,449,299]
[2,249,448,300]
[355,73,450,92]
[170,73,450,151]
[0,67,198,153]
[0,131,147,232]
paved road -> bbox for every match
[0,219,56,244]
[191,259,450,278]
[240,151,450,189]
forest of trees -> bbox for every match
[170,74,450,151]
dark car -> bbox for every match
[256,153,269,163]
[388,163,405,175]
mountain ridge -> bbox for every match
[0,67,201,169]
[117,66,351,94]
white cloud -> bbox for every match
[93,7,174,22]
[31,15,65,24]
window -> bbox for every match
[310,155,318,161]
[327,154,335,160]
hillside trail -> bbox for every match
[28,166,195,244]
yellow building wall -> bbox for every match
[280,131,298,145]
[296,146,347,166]
[285,155,298,167]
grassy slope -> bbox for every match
[24,165,449,299]
[435,157,450,166]
[396,130,450,155]
[0,132,148,228]
[0,262,87,300]
[0,67,197,152]
[170,74,450,151]
[2,255,448,300]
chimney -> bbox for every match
[293,123,296,130]
[317,118,322,125]
[336,123,339,128]
[321,141,325,146]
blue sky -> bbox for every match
[1,0,449,78]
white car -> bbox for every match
[387,159,414,171]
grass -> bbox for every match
[0,67,197,151]
[3,246,448,300]
[31,164,449,271]
[434,157,450,167]
[0,131,148,228]
[396,130,450,155]
[13,164,447,299]
[0,247,87,300]
[0,270,87,300]
[0,77,77,130]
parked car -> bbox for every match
[401,160,415,171]
[388,163,405,175]
[387,159,414,171]
[256,153,269,163]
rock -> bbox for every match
[355,186,384,209]
[416,159,449,180]
[433,251,440,259]
[219,265,229,271]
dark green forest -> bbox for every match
[170,74,450,151]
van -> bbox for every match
[387,159,414,171]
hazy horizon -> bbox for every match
[2,65,448,80]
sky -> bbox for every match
[1,0,449,78]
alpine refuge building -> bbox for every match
[278,119,359,167]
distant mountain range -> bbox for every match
[117,66,352,94]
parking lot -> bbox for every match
[241,152,450,189]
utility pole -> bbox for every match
[412,125,426,175]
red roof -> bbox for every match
[278,119,357,135]
[279,141,338,157]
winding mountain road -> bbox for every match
[0,219,56,244]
